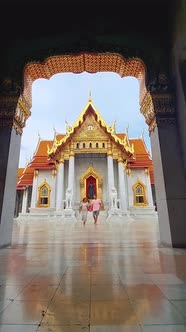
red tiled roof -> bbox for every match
[17,166,34,189]
[115,133,126,140]
[17,134,154,188]
[128,138,154,184]
[29,140,55,170]
[17,168,24,180]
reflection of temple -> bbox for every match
[15,94,155,219]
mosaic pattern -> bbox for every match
[23,53,146,108]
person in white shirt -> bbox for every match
[79,197,89,225]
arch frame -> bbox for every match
[37,180,51,208]
[80,166,103,202]
[132,179,148,207]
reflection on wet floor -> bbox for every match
[0,216,186,331]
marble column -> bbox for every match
[0,87,29,247]
[150,122,186,247]
[56,160,64,210]
[107,154,115,205]
[68,154,75,192]
[107,142,114,193]
[30,171,38,208]
[118,158,127,211]
[145,169,154,207]
[22,188,28,213]
[142,84,186,247]
[66,148,75,208]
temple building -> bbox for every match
[15,95,155,220]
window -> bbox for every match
[96,142,99,148]
[83,143,86,148]
[76,143,79,149]
[136,184,144,203]
[102,143,105,148]
[37,182,50,207]
[133,182,147,206]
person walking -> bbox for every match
[91,195,101,225]
[79,197,89,225]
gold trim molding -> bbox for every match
[140,91,176,133]
[80,166,103,201]
[132,179,148,206]
[0,93,31,134]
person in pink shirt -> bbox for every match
[91,195,102,224]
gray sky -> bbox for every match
[19,72,151,167]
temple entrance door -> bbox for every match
[86,176,96,199]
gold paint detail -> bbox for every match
[132,180,148,206]
[107,140,112,156]
[145,168,149,176]
[123,160,127,170]
[118,155,123,163]
[70,141,74,156]
[52,169,57,177]
[0,95,18,130]
[126,168,131,176]
[140,91,176,133]
[48,104,133,159]
[0,88,31,134]
[37,181,51,208]
[140,92,155,127]
[34,170,38,178]
[59,156,64,163]
[80,166,103,202]
[88,89,92,102]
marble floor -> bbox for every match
[0,215,186,331]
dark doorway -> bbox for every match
[86,176,96,199]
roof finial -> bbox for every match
[141,128,145,139]
[53,126,56,136]
[65,117,69,132]
[88,89,92,102]
[111,120,116,133]
[126,124,129,135]
[25,154,29,166]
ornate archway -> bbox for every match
[12,53,172,139]
[1,49,186,248]
[80,165,103,202]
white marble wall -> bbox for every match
[22,189,28,213]
[28,156,154,215]
[31,170,56,208]
[31,174,38,208]
[127,169,153,207]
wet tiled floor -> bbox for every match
[0,215,186,331]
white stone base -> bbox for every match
[62,208,76,221]
[129,206,156,216]
[54,209,76,217]
[77,210,107,222]
[106,207,129,221]
[16,206,156,223]
[20,208,56,218]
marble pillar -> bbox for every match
[150,122,186,247]
[56,161,64,210]
[22,188,28,213]
[118,160,128,211]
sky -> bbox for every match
[19,72,151,167]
